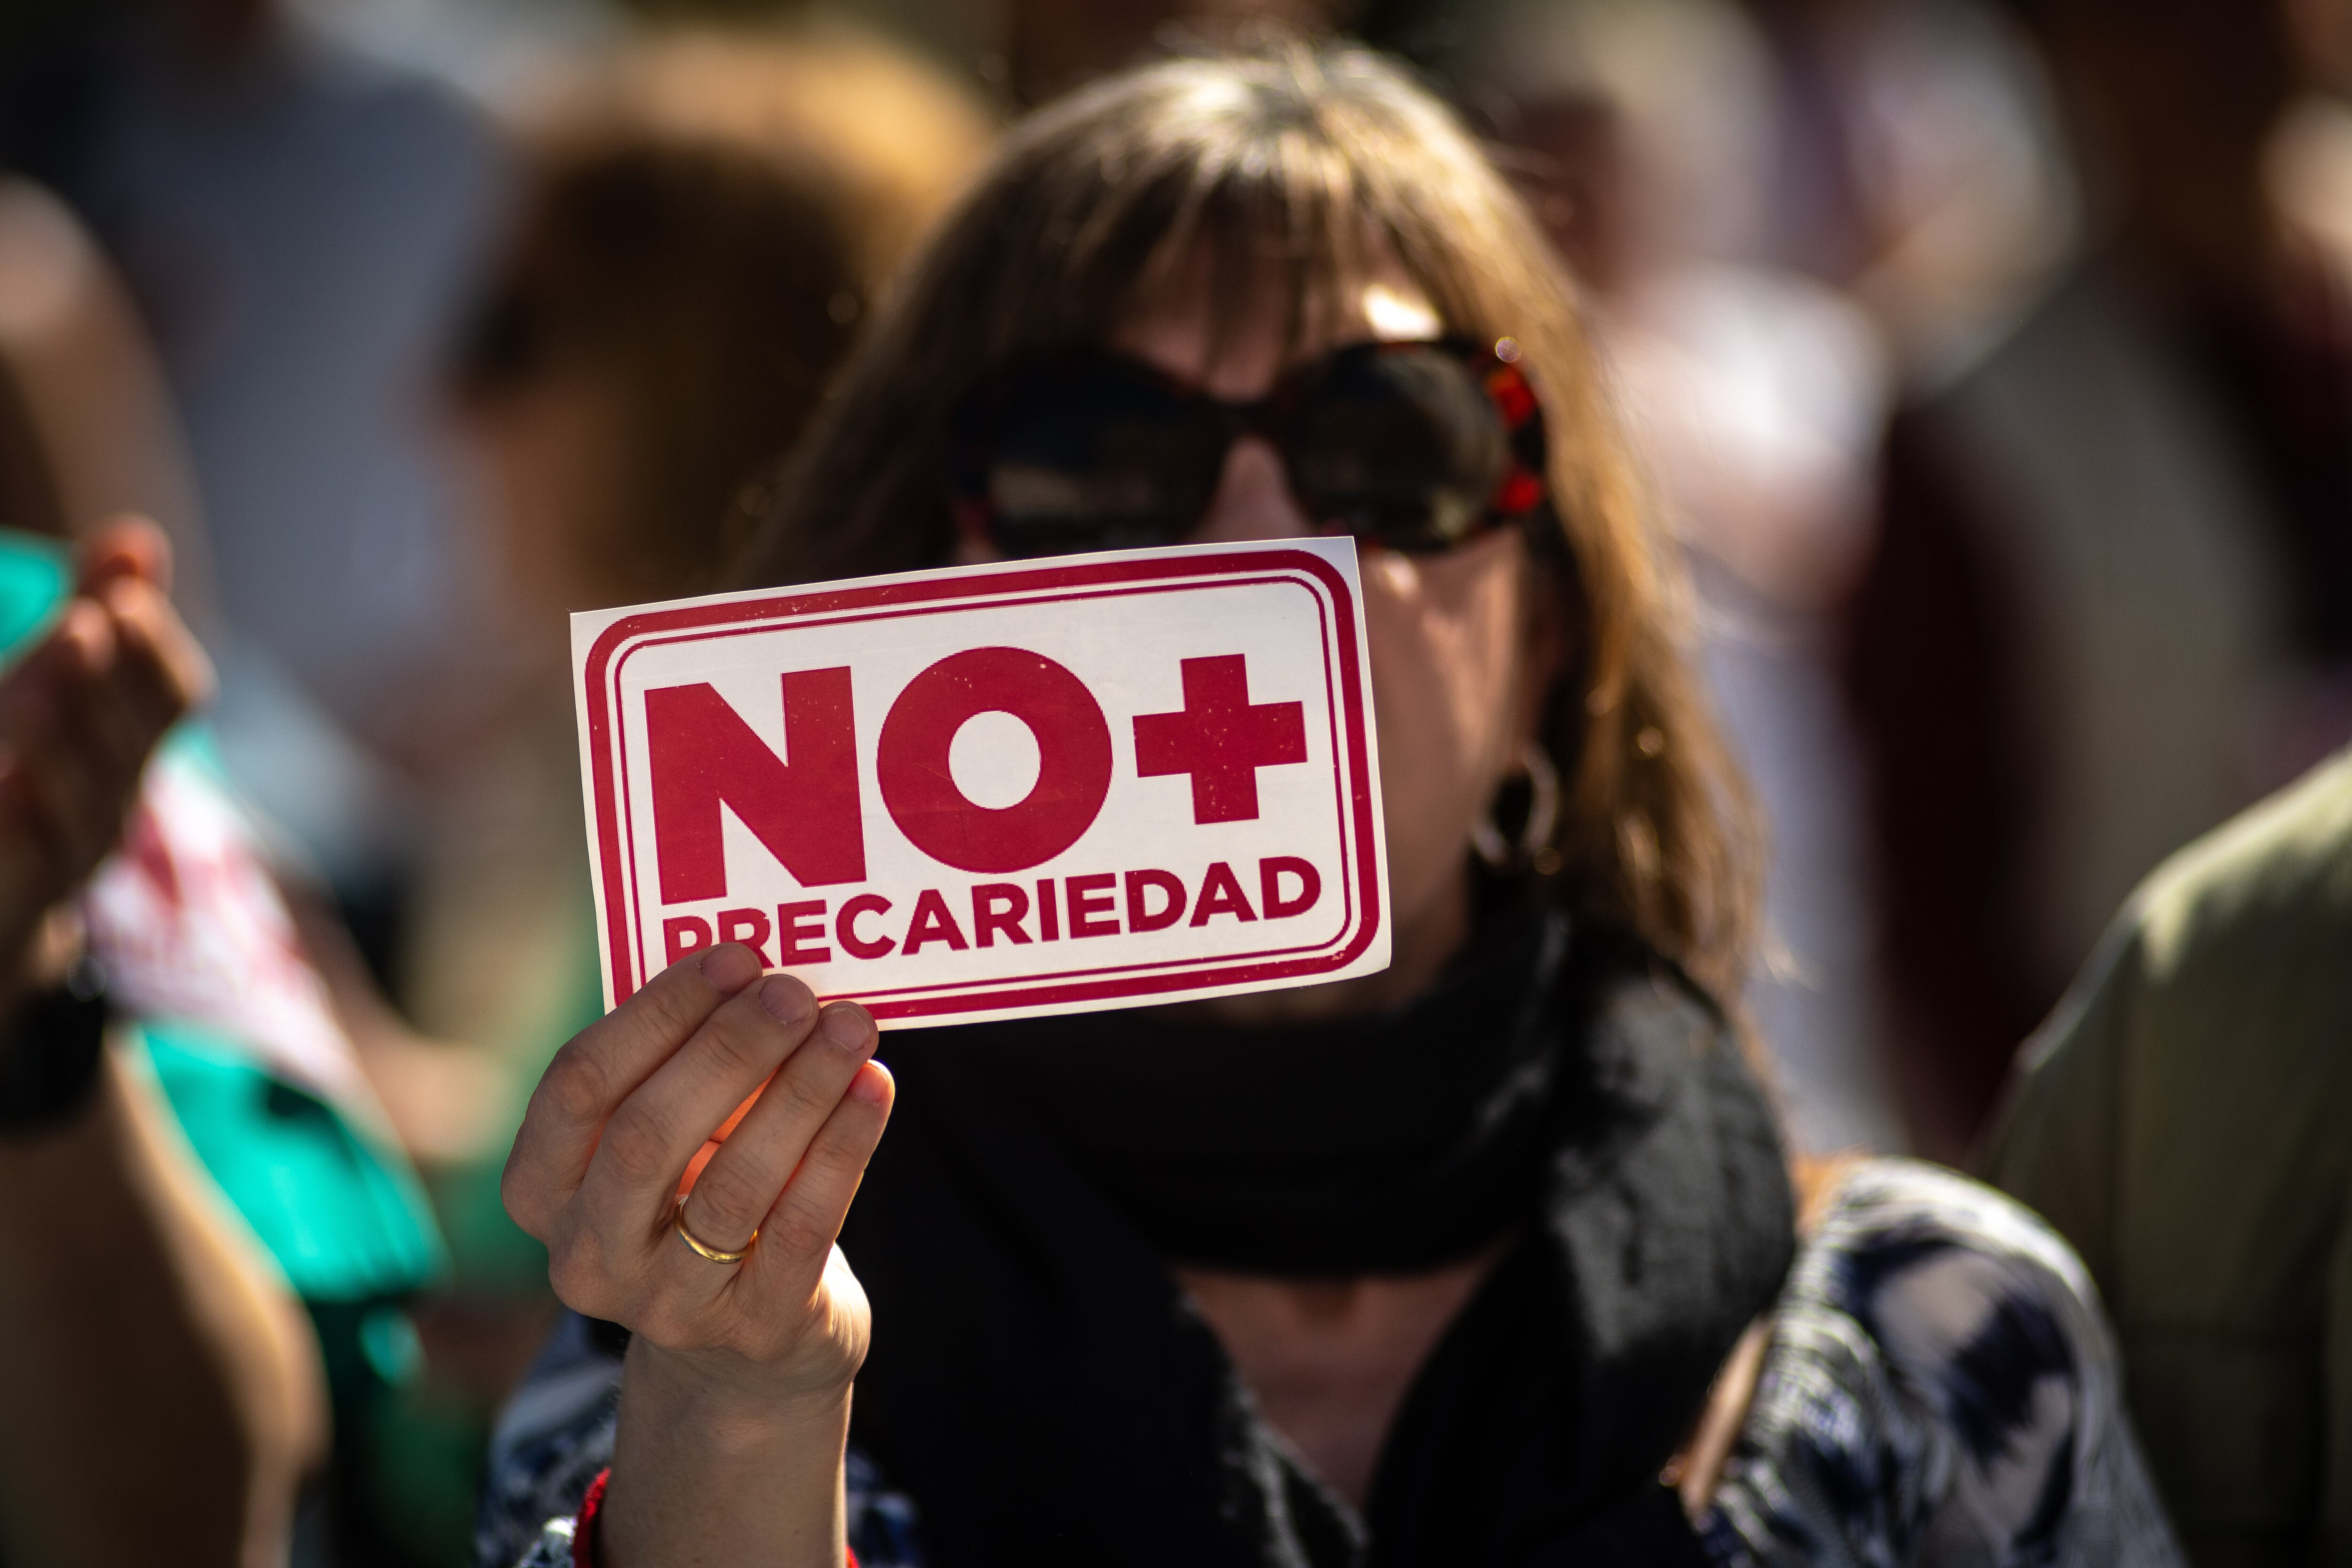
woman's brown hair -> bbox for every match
[734,40,1759,997]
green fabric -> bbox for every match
[1983,747,2352,1568]
[0,529,67,665]
[139,1019,446,1302]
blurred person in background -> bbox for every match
[1,175,455,1568]
[1975,18,2352,1505]
[1736,0,2080,375]
[0,509,323,1568]
[1465,0,1903,1157]
[1,164,328,1568]
[0,0,512,965]
[481,43,2175,1567]
[368,28,987,1563]
[1985,743,2352,1565]
[2266,0,2352,286]
[1360,0,2076,377]
[1842,0,2352,1158]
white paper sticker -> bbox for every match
[572,538,1389,1027]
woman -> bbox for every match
[482,43,2177,1568]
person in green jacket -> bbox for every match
[1985,746,2352,1567]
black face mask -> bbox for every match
[946,336,1552,560]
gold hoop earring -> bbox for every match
[1471,740,1561,874]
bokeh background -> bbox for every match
[0,0,2344,1560]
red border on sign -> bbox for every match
[608,577,1357,993]
[608,577,1358,986]
[580,549,1382,1018]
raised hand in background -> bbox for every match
[0,516,211,1008]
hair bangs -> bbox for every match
[1011,47,1454,375]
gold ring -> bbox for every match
[674,1198,753,1265]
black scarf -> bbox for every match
[841,910,1794,1567]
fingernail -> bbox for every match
[758,974,815,1025]
[821,1003,874,1052]
[848,1061,892,1106]
[698,943,760,993]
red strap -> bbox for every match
[571,1469,610,1568]
[570,1469,859,1568]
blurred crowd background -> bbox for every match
[0,0,2344,1560]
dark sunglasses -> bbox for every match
[946,335,1550,559]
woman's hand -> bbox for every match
[0,517,212,1008]
[503,942,893,1565]
[504,943,893,1404]
[505,946,893,1564]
